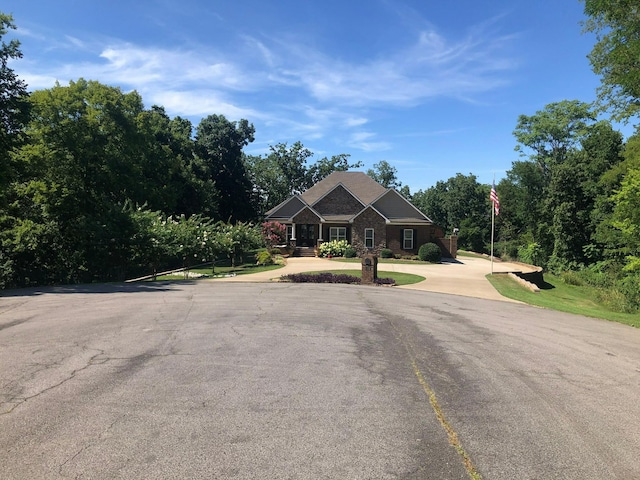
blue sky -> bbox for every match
[3,0,624,192]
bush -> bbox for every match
[617,274,640,312]
[418,243,442,263]
[280,272,360,284]
[318,240,350,257]
[255,250,274,265]
[518,242,547,267]
[561,270,583,286]
[344,246,357,258]
[380,248,393,258]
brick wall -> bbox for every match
[351,207,387,255]
[292,208,321,224]
[313,186,363,215]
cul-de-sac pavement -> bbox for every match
[1,256,639,479]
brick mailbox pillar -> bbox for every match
[361,254,378,285]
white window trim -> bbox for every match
[403,229,414,250]
[364,228,374,249]
[329,227,347,242]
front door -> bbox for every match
[298,224,316,247]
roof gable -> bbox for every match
[312,184,364,216]
[265,196,306,220]
[372,190,433,223]
[300,172,387,206]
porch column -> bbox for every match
[291,222,296,240]
[317,223,323,241]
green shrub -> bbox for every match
[418,243,442,262]
[617,274,640,312]
[518,242,547,267]
[561,271,583,286]
[318,240,350,257]
[380,248,393,258]
[255,250,273,265]
[344,246,357,258]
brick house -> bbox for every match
[264,171,456,257]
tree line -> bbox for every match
[2,2,640,313]
[406,1,640,312]
[0,13,367,287]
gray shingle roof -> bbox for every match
[300,171,387,206]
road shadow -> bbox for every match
[0,280,197,298]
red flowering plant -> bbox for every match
[261,221,287,249]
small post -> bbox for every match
[361,254,378,284]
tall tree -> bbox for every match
[9,79,166,284]
[0,13,30,200]
[245,142,313,215]
[513,100,596,182]
[245,144,362,215]
[583,0,640,121]
[412,173,490,252]
[366,160,402,189]
[306,153,362,185]
[195,115,256,222]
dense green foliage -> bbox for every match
[583,0,640,121]
[2,6,640,314]
[244,142,362,216]
[0,13,362,288]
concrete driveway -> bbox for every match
[217,255,530,302]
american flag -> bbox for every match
[490,183,500,216]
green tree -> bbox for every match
[583,0,640,121]
[513,100,596,182]
[245,144,362,215]
[611,168,640,264]
[306,153,362,185]
[0,12,30,198]
[195,114,256,222]
[412,173,489,252]
[366,160,402,189]
[245,141,313,214]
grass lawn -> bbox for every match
[295,269,425,286]
[154,262,283,281]
[487,273,640,328]
[456,250,488,259]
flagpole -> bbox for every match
[490,197,495,274]
[490,174,496,274]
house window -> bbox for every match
[287,225,293,242]
[364,228,374,249]
[403,229,414,250]
[330,227,347,242]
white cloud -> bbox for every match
[348,131,392,152]
[12,14,517,152]
[152,90,263,120]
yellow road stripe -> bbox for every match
[411,359,482,480]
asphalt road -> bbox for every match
[1,282,639,479]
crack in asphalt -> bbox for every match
[0,349,194,416]
[58,414,125,478]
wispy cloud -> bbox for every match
[12,11,517,152]
[348,131,392,152]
